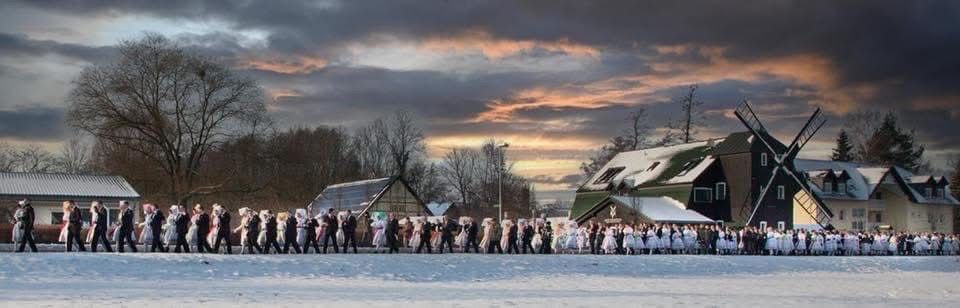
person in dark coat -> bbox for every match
[588,222,599,254]
[173,206,190,253]
[16,199,38,253]
[385,214,400,254]
[146,204,165,252]
[193,204,212,253]
[282,211,301,254]
[521,221,535,254]
[90,201,113,253]
[212,204,232,254]
[303,210,321,254]
[506,221,520,254]
[63,201,87,252]
[416,219,434,253]
[539,221,553,254]
[341,210,358,253]
[488,219,503,254]
[247,209,263,254]
[322,208,340,253]
[464,219,480,253]
[438,216,458,254]
[116,201,138,253]
[263,211,282,254]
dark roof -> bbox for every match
[0,172,141,199]
[711,130,787,156]
[310,177,394,213]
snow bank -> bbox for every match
[0,254,958,307]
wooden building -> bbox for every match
[0,172,141,226]
[308,176,432,218]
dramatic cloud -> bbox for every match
[2,0,959,202]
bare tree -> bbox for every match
[10,145,59,173]
[0,142,15,172]
[57,135,92,174]
[379,110,425,177]
[842,110,883,161]
[67,34,268,205]
[351,119,391,178]
[441,147,480,205]
[662,84,704,144]
[623,108,650,150]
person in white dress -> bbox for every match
[11,204,25,251]
[779,230,794,256]
[479,218,493,253]
[370,215,387,251]
[600,227,617,254]
[682,226,696,254]
[765,229,779,255]
[564,221,579,253]
[409,218,423,249]
[872,233,887,255]
[810,232,824,255]
[633,226,646,253]
[622,225,636,254]
[796,231,808,255]
[646,228,661,254]
[659,225,671,254]
[716,229,727,255]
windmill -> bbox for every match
[734,100,834,228]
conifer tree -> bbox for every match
[831,130,855,162]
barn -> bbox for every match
[0,172,142,226]
[308,176,432,219]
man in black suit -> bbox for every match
[90,202,113,253]
[173,207,190,253]
[506,221,520,254]
[322,208,340,253]
[212,205,232,254]
[416,219,433,253]
[588,222,599,254]
[116,201,138,253]
[149,205,166,252]
[303,210,321,254]
[437,216,458,254]
[341,210,358,253]
[385,213,400,254]
[521,221,535,254]
[16,199,38,253]
[464,219,479,253]
[194,204,212,253]
[64,201,86,252]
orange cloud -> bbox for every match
[238,55,328,74]
[420,29,599,60]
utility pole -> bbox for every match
[497,142,510,222]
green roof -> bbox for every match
[569,191,609,220]
[638,145,712,187]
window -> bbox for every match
[646,161,661,171]
[715,182,728,201]
[693,187,713,203]
[759,221,768,230]
[936,188,944,199]
[777,221,785,230]
[837,182,847,194]
[777,185,785,200]
[925,187,933,198]
[760,153,768,166]
[852,208,865,218]
[676,159,703,176]
[839,210,845,221]
[852,221,864,230]
[593,167,625,185]
[823,180,833,193]
[873,191,883,200]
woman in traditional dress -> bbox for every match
[479,218,493,253]
[887,233,899,256]
[809,232,824,255]
[409,218,423,250]
[11,203,25,250]
[633,225,646,254]
[658,225,671,254]
[824,232,837,256]
[646,227,660,255]
[682,226,696,254]
[370,215,387,252]
[670,227,684,254]
[276,212,288,250]
[765,228,778,255]
[872,233,887,255]
[795,230,808,255]
[600,226,616,254]
[162,206,179,248]
[621,224,636,255]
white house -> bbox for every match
[0,172,142,226]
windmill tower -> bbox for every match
[734,101,834,228]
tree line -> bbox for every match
[3,34,536,219]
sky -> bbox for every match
[1,1,959,205]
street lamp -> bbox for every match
[497,142,509,222]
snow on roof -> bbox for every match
[795,160,958,205]
[426,202,452,216]
[610,195,715,224]
[310,177,394,213]
[0,172,141,199]
[580,139,717,191]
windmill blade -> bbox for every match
[745,165,782,226]
[784,169,834,227]
[734,100,783,160]
[784,108,826,161]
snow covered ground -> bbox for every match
[0,254,958,307]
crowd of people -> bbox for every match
[8,199,960,256]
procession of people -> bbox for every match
[8,199,960,256]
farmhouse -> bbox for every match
[308,176,432,218]
[795,159,958,232]
[0,172,141,226]
[571,131,817,228]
